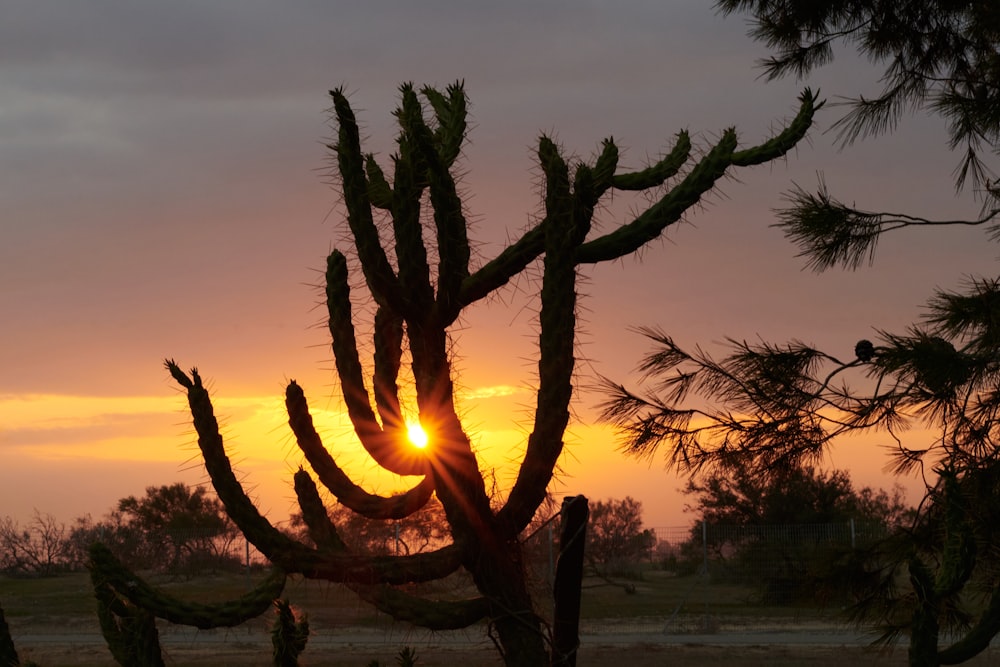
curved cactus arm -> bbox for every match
[574,129,739,264]
[92,573,166,667]
[165,359,309,553]
[610,130,691,191]
[498,172,579,535]
[0,602,22,667]
[457,223,547,314]
[165,360,460,585]
[351,583,490,631]
[730,89,821,167]
[937,582,1000,664]
[286,390,433,519]
[576,89,818,265]
[329,87,404,313]
[89,542,286,629]
[327,251,425,476]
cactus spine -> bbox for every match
[155,82,817,666]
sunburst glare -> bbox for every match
[407,421,429,449]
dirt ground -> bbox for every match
[13,630,1000,667]
[16,642,1000,667]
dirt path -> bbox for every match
[12,625,1000,666]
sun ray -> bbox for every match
[407,422,429,449]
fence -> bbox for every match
[0,519,889,650]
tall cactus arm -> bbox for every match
[575,129,739,264]
[286,380,433,518]
[399,88,471,320]
[372,306,406,439]
[90,543,287,629]
[165,360,461,585]
[351,583,490,631]
[364,155,394,211]
[589,138,619,199]
[539,136,572,224]
[390,86,442,317]
[498,175,578,536]
[292,468,349,552]
[420,82,467,168]
[327,251,422,476]
[730,88,821,166]
[329,87,404,312]
[450,134,574,314]
[610,131,691,191]
[571,164,598,245]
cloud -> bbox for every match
[461,385,526,400]
[0,392,286,458]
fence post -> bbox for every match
[702,520,709,629]
[552,495,588,667]
[245,537,251,590]
[548,523,555,586]
[702,520,708,571]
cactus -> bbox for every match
[89,543,287,629]
[157,82,818,666]
[1,601,23,667]
[88,541,290,667]
[90,561,166,667]
[271,600,309,667]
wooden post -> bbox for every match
[552,495,588,667]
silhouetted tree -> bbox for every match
[104,81,819,667]
[601,278,1000,663]
[716,0,1000,270]
[585,497,656,573]
[679,463,911,604]
[0,511,72,576]
[115,483,238,572]
[684,464,910,527]
[604,7,1000,658]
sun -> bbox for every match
[406,422,429,449]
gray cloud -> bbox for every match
[2,0,993,403]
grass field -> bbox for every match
[3,568,998,666]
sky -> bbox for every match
[3,1,997,531]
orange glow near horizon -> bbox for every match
[407,422,429,449]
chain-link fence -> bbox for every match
[513,519,889,635]
[0,517,887,650]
